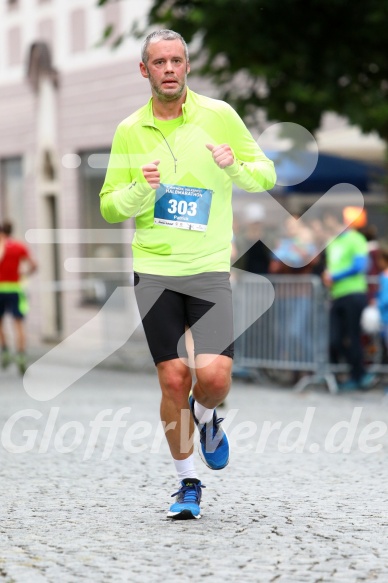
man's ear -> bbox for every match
[139,62,149,78]
[186,61,191,74]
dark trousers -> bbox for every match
[329,293,368,381]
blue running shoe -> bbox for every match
[167,478,205,520]
[337,379,359,392]
[359,372,377,390]
[188,392,229,470]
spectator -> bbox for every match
[377,248,388,370]
[270,215,318,273]
[305,216,327,276]
[231,204,272,372]
[358,223,381,303]
[269,215,318,366]
[0,221,37,374]
[233,203,271,275]
[322,209,375,391]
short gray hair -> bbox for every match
[141,30,189,65]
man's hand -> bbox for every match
[206,144,234,169]
[141,160,161,189]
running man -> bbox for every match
[0,221,37,374]
[100,30,276,519]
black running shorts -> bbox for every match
[133,271,234,365]
[0,292,24,319]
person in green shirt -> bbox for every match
[100,29,276,519]
[322,209,375,391]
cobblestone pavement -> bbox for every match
[0,364,388,582]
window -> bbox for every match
[78,152,127,304]
[0,158,24,239]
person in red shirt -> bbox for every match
[0,220,37,373]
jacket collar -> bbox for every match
[141,86,193,127]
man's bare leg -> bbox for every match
[14,319,27,373]
[189,354,233,469]
[0,318,7,349]
[0,318,12,369]
[157,358,194,460]
[193,354,232,409]
[14,319,26,353]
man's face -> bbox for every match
[140,39,190,102]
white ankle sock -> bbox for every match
[194,401,214,424]
[173,454,198,481]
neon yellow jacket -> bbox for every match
[100,88,276,276]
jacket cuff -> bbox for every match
[223,158,240,177]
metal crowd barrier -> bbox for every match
[232,274,387,393]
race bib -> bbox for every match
[154,184,213,231]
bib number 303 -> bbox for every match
[154,184,213,231]
[167,199,197,217]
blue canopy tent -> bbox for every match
[264,150,385,194]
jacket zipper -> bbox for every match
[154,127,178,173]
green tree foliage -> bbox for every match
[98,0,388,140]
